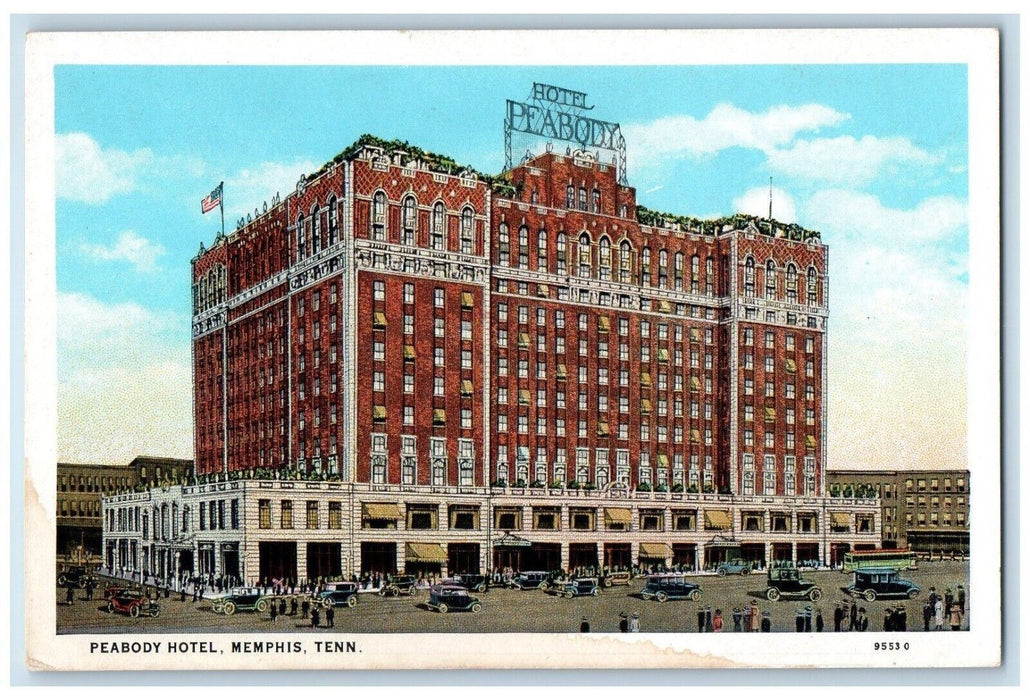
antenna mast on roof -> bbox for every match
[768,176,773,220]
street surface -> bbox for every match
[57,561,970,635]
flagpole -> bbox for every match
[219,181,225,236]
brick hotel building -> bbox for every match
[103,128,880,585]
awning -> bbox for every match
[372,311,387,328]
[656,454,669,467]
[765,407,777,422]
[604,508,632,526]
[460,379,474,395]
[461,292,474,308]
[690,429,701,443]
[519,389,531,404]
[640,372,652,388]
[537,284,549,297]
[806,435,817,449]
[372,405,387,421]
[831,513,852,527]
[363,503,401,520]
[785,358,797,373]
[639,542,672,558]
[657,348,669,362]
[640,399,653,414]
[405,542,448,563]
[518,333,530,348]
[432,409,446,425]
[597,421,611,437]
[690,376,702,391]
[557,364,567,379]
[658,300,673,313]
[598,316,611,332]
[705,510,732,529]
[403,345,416,360]
[690,327,702,342]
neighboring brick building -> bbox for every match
[58,456,192,565]
[106,102,881,584]
[827,469,969,554]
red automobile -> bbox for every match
[106,588,161,618]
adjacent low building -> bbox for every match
[826,469,969,554]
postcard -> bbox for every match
[22,27,1000,671]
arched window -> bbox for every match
[566,184,575,209]
[537,229,548,272]
[690,254,700,293]
[371,191,386,241]
[785,263,798,303]
[328,196,338,246]
[592,187,601,214]
[517,225,529,269]
[431,202,445,250]
[311,205,321,253]
[556,232,568,274]
[744,256,755,296]
[401,195,417,246]
[674,252,684,290]
[598,237,612,281]
[807,266,819,305]
[658,249,668,288]
[578,187,587,211]
[619,241,633,283]
[578,233,592,277]
[765,260,777,299]
[460,207,475,254]
[705,256,715,295]
[497,222,510,266]
[296,214,306,261]
[640,247,652,286]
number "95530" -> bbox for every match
[873,642,910,651]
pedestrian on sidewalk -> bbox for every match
[713,609,723,632]
[949,603,963,631]
[579,617,590,633]
[628,613,640,633]
[326,605,335,629]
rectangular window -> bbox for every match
[328,502,342,529]
[280,500,294,529]
[306,501,319,529]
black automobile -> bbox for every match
[58,566,99,589]
[380,575,419,597]
[316,582,360,608]
[557,577,600,599]
[452,574,489,593]
[510,571,551,590]
[426,584,482,613]
[640,574,703,602]
[211,587,274,615]
[764,565,822,602]
[846,567,921,602]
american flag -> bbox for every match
[201,183,223,214]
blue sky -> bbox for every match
[55,64,970,469]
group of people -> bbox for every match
[578,612,641,633]
[266,596,336,628]
[923,585,966,631]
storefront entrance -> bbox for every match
[306,542,342,581]
[220,543,240,580]
[741,543,767,569]
[604,543,631,570]
[178,550,194,576]
[258,541,297,582]
[829,542,851,568]
[448,543,481,575]
[795,542,820,566]
[525,543,561,571]
[672,544,696,570]
[360,541,397,576]
[771,542,793,565]
[569,543,599,570]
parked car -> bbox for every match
[600,571,633,588]
[558,577,599,599]
[106,589,160,618]
[640,574,703,602]
[509,571,551,590]
[426,584,482,613]
[452,574,489,593]
[764,565,822,602]
[846,567,921,602]
[716,559,752,576]
[316,582,361,609]
[211,587,275,615]
[58,566,99,589]
[380,575,419,597]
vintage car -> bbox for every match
[106,589,161,618]
[452,574,489,593]
[764,565,822,602]
[316,582,361,608]
[715,558,753,576]
[57,566,99,589]
[558,577,600,599]
[211,587,274,615]
[426,584,482,613]
[380,575,419,597]
[846,567,921,602]
[600,571,633,588]
[640,574,703,602]
[509,571,551,590]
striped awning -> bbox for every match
[640,399,653,414]
[831,512,852,527]
[372,311,387,328]
[640,372,652,388]
[598,316,611,332]
[557,364,568,379]
[806,435,817,449]
[406,542,448,563]
[690,327,702,342]
[460,380,474,395]
[657,300,673,313]
[639,542,672,558]
[432,409,446,425]
[518,390,531,404]
[518,333,530,348]
[537,284,549,297]
[657,348,670,362]
[656,454,669,467]
[604,508,632,526]
[704,510,732,529]
[461,292,474,308]
[403,345,416,360]
[597,421,611,437]
[786,358,797,373]
[690,429,701,443]
[372,405,387,421]
[690,376,702,391]
[765,407,777,422]
[363,503,401,520]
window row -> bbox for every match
[369,192,479,254]
[743,257,821,305]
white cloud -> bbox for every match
[804,189,967,245]
[222,159,319,222]
[56,132,153,204]
[79,230,165,273]
[766,135,942,185]
[57,291,192,463]
[733,185,797,223]
[623,103,848,168]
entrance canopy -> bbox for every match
[405,542,448,563]
[493,533,533,548]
